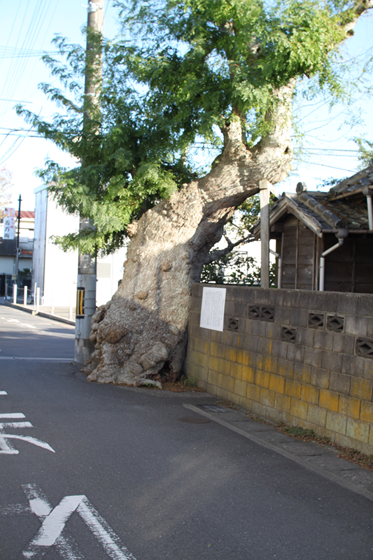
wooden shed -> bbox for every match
[253,165,373,293]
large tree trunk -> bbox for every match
[85,92,294,385]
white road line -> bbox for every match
[7,319,20,323]
[0,422,33,429]
[0,391,7,395]
[0,435,55,453]
[0,357,74,361]
[0,413,25,419]
[20,484,136,560]
[22,323,37,329]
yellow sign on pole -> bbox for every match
[76,287,85,318]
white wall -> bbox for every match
[33,185,127,308]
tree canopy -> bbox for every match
[18,0,372,254]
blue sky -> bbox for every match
[1,1,372,211]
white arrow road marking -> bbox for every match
[0,435,55,453]
[0,391,7,395]
[0,415,55,454]
[20,484,137,560]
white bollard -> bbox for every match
[51,292,55,315]
[36,287,40,313]
[13,284,17,304]
[24,286,28,306]
[69,293,73,321]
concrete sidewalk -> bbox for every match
[180,400,373,502]
[0,299,75,326]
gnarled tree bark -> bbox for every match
[85,85,294,386]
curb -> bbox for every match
[1,301,75,326]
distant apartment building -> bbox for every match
[33,185,127,307]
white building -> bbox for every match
[33,185,127,308]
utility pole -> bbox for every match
[14,195,22,286]
[75,0,104,363]
[259,179,270,289]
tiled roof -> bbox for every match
[15,211,35,219]
[252,165,373,236]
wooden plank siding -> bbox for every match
[276,216,315,291]
[324,234,373,293]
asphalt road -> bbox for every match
[1,304,373,560]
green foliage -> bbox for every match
[355,138,373,168]
[201,253,277,286]
[17,0,368,254]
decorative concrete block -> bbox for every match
[290,398,309,420]
[319,389,339,412]
[338,394,361,420]
[330,372,351,395]
[321,351,343,373]
[311,367,330,389]
[300,384,319,405]
[346,418,370,444]
[350,377,373,401]
[269,374,285,394]
[326,411,347,435]
[294,363,312,384]
[278,359,294,378]
[307,404,327,427]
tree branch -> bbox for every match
[204,233,256,264]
